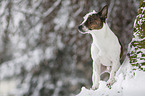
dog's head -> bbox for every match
[78,5,108,34]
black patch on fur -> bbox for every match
[84,14,103,30]
[84,5,108,30]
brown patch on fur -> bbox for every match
[120,42,124,63]
[84,14,104,30]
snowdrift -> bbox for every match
[76,58,145,96]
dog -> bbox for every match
[78,5,121,90]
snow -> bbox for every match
[0,79,17,96]
[44,46,56,60]
[13,12,24,28]
[122,71,145,96]
[43,0,61,17]
[0,1,7,15]
[0,47,55,80]
[133,18,137,27]
[141,7,145,12]
[57,36,65,50]
[54,0,70,30]
[68,20,75,28]
[76,58,145,96]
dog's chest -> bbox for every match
[91,42,112,66]
[91,31,115,53]
[90,24,121,66]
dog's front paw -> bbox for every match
[106,79,115,89]
[92,86,98,90]
[92,85,99,90]
[106,83,112,89]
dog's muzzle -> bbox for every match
[78,25,84,32]
[78,25,89,34]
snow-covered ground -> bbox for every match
[76,58,145,96]
[0,79,17,96]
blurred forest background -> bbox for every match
[0,0,140,96]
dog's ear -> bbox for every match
[99,5,108,20]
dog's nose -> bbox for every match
[78,25,82,30]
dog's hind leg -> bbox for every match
[92,60,100,90]
[107,60,120,88]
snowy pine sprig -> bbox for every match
[128,0,145,71]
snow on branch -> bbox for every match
[0,47,55,80]
[128,0,145,71]
[13,0,61,18]
[43,0,61,17]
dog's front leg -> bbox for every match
[92,60,100,90]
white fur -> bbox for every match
[80,10,97,25]
[89,23,121,89]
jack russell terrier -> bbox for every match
[78,5,122,90]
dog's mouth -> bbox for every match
[78,25,90,34]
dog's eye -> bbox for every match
[89,18,93,23]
